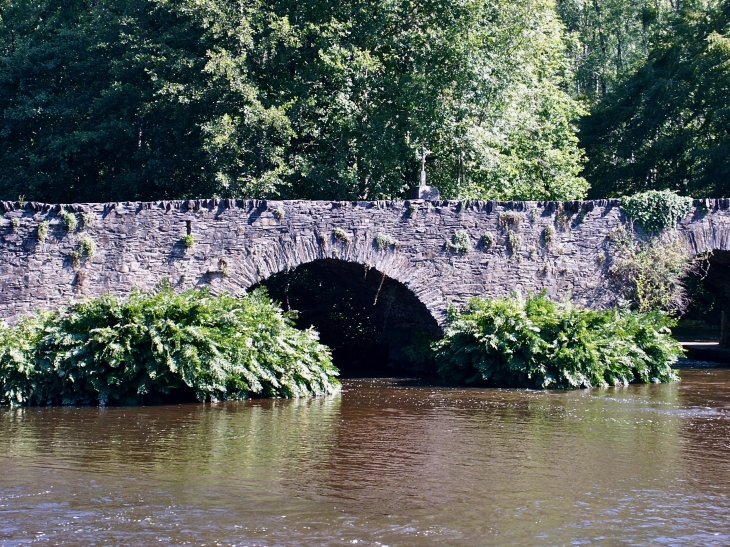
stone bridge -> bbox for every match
[1,198,729,325]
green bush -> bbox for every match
[433,292,681,389]
[182,234,195,249]
[609,234,694,315]
[445,230,471,253]
[621,190,693,234]
[60,211,78,231]
[0,285,339,406]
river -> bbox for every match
[1,368,730,546]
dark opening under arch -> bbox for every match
[253,259,441,377]
[677,250,730,360]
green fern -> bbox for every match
[0,285,339,406]
[434,292,682,389]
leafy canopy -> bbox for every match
[582,1,730,197]
[0,0,587,202]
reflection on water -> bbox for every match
[1,369,730,546]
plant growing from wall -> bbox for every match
[543,224,556,247]
[71,236,97,267]
[273,207,285,220]
[609,233,698,315]
[333,227,351,244]
[60,211,77,231]
[218,256,229,276]
[408,203,419,217]
[555,203,572,229]
[182,234,195,249]
[37,221,49,242]
[481,231,495,249]
[433,292,682,389]
[18,195,25,208]
[506,230,521,253]
[81,212,95,228]
[498,211,523,228]
[621,190,693,235]
[445,230,471,253]
[375,232,400,250]
[10,218,19,232]
[0,285,339,406]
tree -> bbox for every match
[581,0,730,197]
[0,0,588,202]
[557,0,677,102]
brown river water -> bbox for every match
[2,368,730,547]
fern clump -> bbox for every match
[434,292,682,389]
[0,285,339,406]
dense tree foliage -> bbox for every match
[557,0,677,101]
[0,0,586,202]
[2,0,727,202]
[0,285,339,406]
[582,0,730,197]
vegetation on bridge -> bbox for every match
[0,284,339,406]
[434,292,681,389]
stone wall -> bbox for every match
[1,198,729,325]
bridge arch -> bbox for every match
[201,225,448,326]
[248,258,441,374]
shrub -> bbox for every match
[333,227,351,243]
[433,292,682,389]
[408,203,419,217]
[37,221,49,242]
[182,234,195,249]
[273,207,285,220]
[0,285,339,406]
[481,231,495,249]
[622,190,693,234]
[60,211,77,231]
[445,230,471,253]
[375,232,400,249]
[610,234,696,315]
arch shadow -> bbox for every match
[251,259,442,378]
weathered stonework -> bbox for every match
[1,198,729,325]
